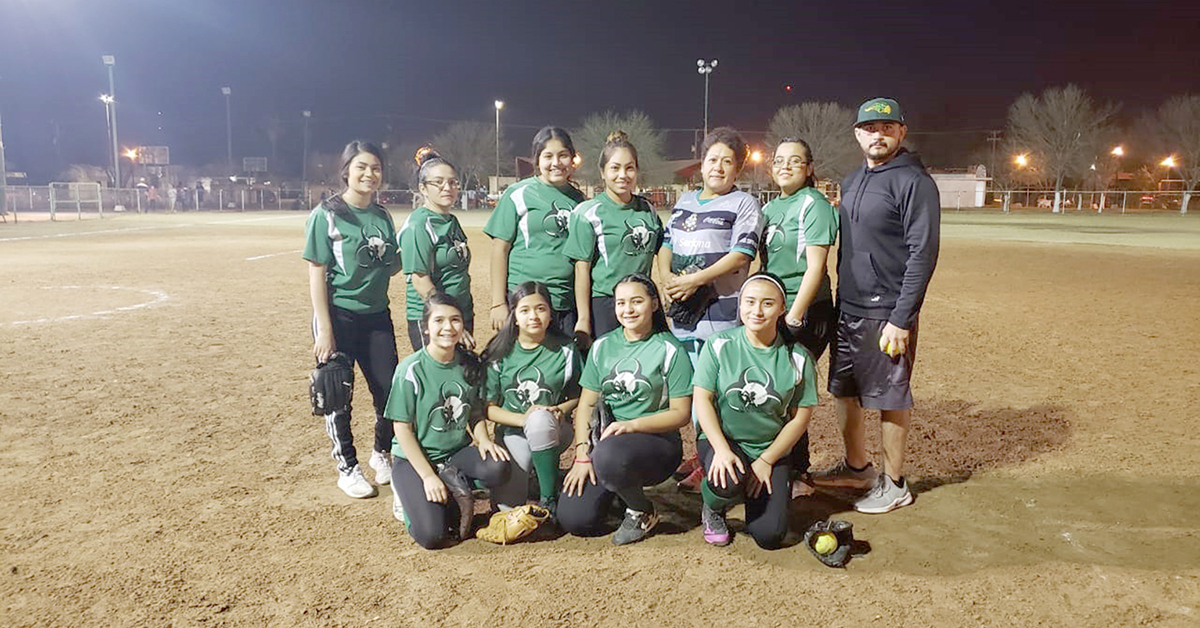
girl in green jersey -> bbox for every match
[481,282,582,516]
[566,131,664,340]
[399,149,474,352]
[759,138,839,494]
[302,141,401,499]
[484,127,586,337]
[559,274,694,545]
[694,273,818,549]
[386,293,511,549]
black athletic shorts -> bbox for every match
[827,311,918,410]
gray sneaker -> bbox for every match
[612,508,659,546]
[810,459,878,489]
[854,474,914,514]
[701,503,731,546]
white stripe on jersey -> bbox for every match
[579,199,608,265]
[513,185,531,248]
[796,195,815,262]
[325,209,346,273]
[789,347,808,387]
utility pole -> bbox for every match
[222,87,233,174]
[987,130,1002,197]
[0,108,7,216]
[302,110,311,189]
[103,55,120,187]
[697,59,718,141]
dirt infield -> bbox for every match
[2,210,1199,627]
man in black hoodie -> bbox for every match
[811,97,940,514]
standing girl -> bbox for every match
[386,293,511,549]
[565,131,664,340]
[758,138,839,491]
[693,273,818,549]
[303,140,401,498]
[659,127,763,490]
[481,282,582,514]
[484,126,586,336]
[558,274,693,545]
[399,149,474,351]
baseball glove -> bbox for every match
[437,463,475,540]
[475,504,552,545]
[804,519,855,568]
[589,398,615,448]
[666,284,716,328]
[310,352,353,416]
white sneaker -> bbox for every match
[854,474,914,514]
[369,451,393,486]
[337,465,378,499]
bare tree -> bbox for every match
[431,120,510,190]
[766,102,861,185]
[1005,85,1118,212]
[1136,95,1200,214]
[572,110,669,188]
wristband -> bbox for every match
[574,458,591,465]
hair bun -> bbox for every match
[605,130,629,144]
[414,146,440,166]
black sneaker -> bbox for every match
[612,508,659,545]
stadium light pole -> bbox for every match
[222,87,233,174]
[99,95,115,182]
[494,100,504,187]
[103,55,120,187]
[302,110,311,189]
[697,59,718,140]
[0,108,7,216]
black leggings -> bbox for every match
[557,432,681,536]
[391,446,511,549]
[785,299,837,474]
[319,307,398,472]
[590,296,619,338]
[699,439,792,549]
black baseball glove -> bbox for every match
[666,285,716,328]
[804,519,855,568]
[310,352,353,416]
[437,463,475,540]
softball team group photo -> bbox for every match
[303,96,940,551]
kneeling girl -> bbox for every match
[482,282,583,514]
[694,273,818,549]
[385,293,511,549]
[559,273,693,545]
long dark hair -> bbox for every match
[422,291,483,383]
[740,271,799,346]
[323,140,387,219]
[532,126,576,162]
[613,273,669,335]
[775,136,816,189]
[480,282,568,366]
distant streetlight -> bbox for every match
[1110,145,1124,157]
[1161,156,1177,169]
[102,55,120,187]
[494,100,504,185]
[697,59,718,141]
[1014,154,1029,168]
[750,149,763,191]
[222,87,233,173]
[302,110,311,189]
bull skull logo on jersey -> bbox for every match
[542,201,573,238]
[621,219,655,255]
[430,381,470,432]
[728,367,783,413]
[356,225,396,268]
[505,365,553,410]
[764,222,785,253]
[449,234,471,264]
[602,358,652,402]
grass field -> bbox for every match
[1,208,1198,627]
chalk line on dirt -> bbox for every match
[8,286,171,326]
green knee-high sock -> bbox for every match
[701,478,736,513]
[530,449,560,501]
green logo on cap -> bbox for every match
[864,102,892,115]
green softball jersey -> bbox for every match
[398,207,473,323]
[485,334,583,438]
[302,201,400,314]
[580,329,694,429]
[385,349,483,463]
[563,193,663,297]
[483,177,586,310]
[693,327,818,460]
[759,187,838,304]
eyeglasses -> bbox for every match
[422,178,461,189]
[772,157,810,168]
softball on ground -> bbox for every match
[813,532,838,555]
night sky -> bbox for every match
[1,0,1198,182]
